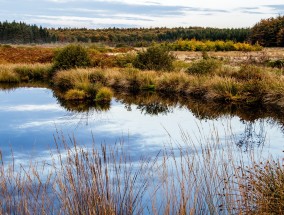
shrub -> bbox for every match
[233,65,264,80]
[267,59,284,69]
[64,89,86,100]
[53,44,91,71]
[95,87,113,102]
[187,59,221,75]
[115,53,136,68]
[133,46,174,71]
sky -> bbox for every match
[1,0,284,29]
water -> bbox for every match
[1,87,284,214]
[0,87,283,165]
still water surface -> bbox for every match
[0,87,283,164]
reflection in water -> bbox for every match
[236,120,266,151]
[0,85,283,214]
[0,84,284,154]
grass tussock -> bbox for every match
[95,87,113,102]
[64,89,86,100]
[0,69,20,83]
[237,160,284,214]
[51,64,284,108]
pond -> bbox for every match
[0,87,283,164]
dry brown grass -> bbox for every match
[174,48,284,65]
[0,46,55,64]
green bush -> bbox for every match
[115,53,136,68]
[187,59,221,75]
[133,46,174,71]
[267,59,284,69]
[53,44,91,71]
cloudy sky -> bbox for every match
[1,0,284,28]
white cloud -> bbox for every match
[0,104,62,112]
[1,0,284,28]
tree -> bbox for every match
[53,44,91,71]
[133,46,174,71]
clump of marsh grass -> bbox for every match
[95,87,113,102]
[0,69,20,83]
[14,63,53,81]
[206,76,241,102]
[237,159,284,214]
[64,89,86,100]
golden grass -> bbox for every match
[0,69,20,83]
[64,89,86,100]
[49,64,284,110]
[0,63,53,82]
[95,87,113,102]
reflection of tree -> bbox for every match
[116,92,177,116]
[137,102,173,115]
[236,120,266,151]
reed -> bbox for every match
[0,130,282,214]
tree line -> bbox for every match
[0,21,56,44]
[250,15,284,47]
[49,27,250,46]
[0,16,284,47]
